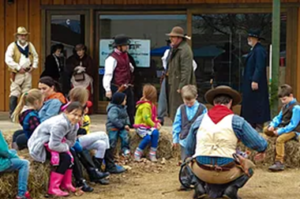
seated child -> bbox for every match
[134,84,161,162]
[28,102,84,197]
[106,92,131,157]
[0,131,31,199]
[11,89,44,150]
[264,84,300,171]
[172,85,207,161]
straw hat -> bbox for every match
[205,85,241,106]
[14,27,29,36]
[166,26,190,40]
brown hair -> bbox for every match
[68,87,89,105]
[278,84,293,98]
[213,94,232,105]
[65,101,84,115]
[181,85,198,100]
[141,84,157,104]
[12,89,43,123]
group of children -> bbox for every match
[1,77,299,198]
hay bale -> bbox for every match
[239,134,300,168]
[116,128,177,159]
[0,149,50,199]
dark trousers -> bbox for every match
[70,150,84,181]
[111,85,135,126]
[12,130,28,150]
[46,151,72,174]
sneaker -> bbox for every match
[106,164,126,174]
[268,161,285,171]
[122,149,131,157]
[16,191,32,199]
[149,154,158,162]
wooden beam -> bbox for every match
[0,0,5,111]
[296,7,300,100]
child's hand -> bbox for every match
[268,126,275,132]
[273,130,279,136]
[157,123,162,130]
[125,125,130,132]
[172,143,179,149]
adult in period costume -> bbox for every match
[103,34,135,126]
[5,27,39,118]
[67,44,95,102]
[185,86,267,199]
[41,43,64,82]
[241,30,271,129]
[165,26,196,122]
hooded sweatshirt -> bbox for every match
[133,100,160,129]
[106,103,130,130]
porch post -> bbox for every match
[270,0,280,117]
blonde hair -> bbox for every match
[13,89,43,123]
[69,87,89,105]
[141,84,157,104]
[181,85,198,100]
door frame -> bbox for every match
[95,11,187,113]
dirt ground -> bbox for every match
[66,158,300,199]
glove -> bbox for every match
[44,143,60,166]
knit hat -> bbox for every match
[111,92,126,105]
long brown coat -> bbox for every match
[166,40,196,121]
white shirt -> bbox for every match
[5,41,39,71]
[103,55,134,92]
[161,49,198,71]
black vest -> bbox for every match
[279,101,300,132]
[179,104,204,140]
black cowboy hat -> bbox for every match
[247,29,265,40]
[113,34,131,47]
[205,85,241,107]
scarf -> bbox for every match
[46,92,67,104]
[207,105,233,124]
[15,41,29,58]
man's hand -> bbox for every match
[251,82,258,90]
[27,67,34,73]
[254,152,266,162]
[106,91,112,99]
[268,126,275,132]
[125,125,130,132]
[18,68,26,74]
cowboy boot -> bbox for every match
[193,182,208,199]
[104,148,126,174]
[75,179,94,192]
[9,96,18,118]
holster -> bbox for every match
[10,72,16,82]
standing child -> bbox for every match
[134,84,161,162]
[106,92,131,157]
[264,84,300,171]
[28,102,84,197]
[0,131,31,199]
[11,89,44,150]
[172,85,207,161]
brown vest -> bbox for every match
[8,42,34,73]
[279,101,300,132]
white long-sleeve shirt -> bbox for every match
[103,56,134,92]
[161,49,198,71]
[5,41,39,71]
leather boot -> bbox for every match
[78,151,110,182]
[9,96,18,118]
[223,174,249,199]
[104,148,126,174]
[47,171,69,197]
[76,179,94,192]
[193,182,207,199]
[93,157,103,171]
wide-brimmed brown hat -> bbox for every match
[205,85,241,106]
[14,27,29,36]
[166,26,190,39]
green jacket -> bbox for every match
[0,131,19,172]
[167,40,196,121]
[134,101,159,128]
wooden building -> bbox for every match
[0,0,300,113]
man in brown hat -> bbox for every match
[165,26,196,121]
[184,86,267,199]
[5,27,39,118]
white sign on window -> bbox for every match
[99,39,151,68]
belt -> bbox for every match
[195,161,236,172]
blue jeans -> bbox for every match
[138,129,159,150]
[108,129,130,152]
[4,150,29,197]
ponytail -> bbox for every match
[12,89,43,123]
[12,93,27,123]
